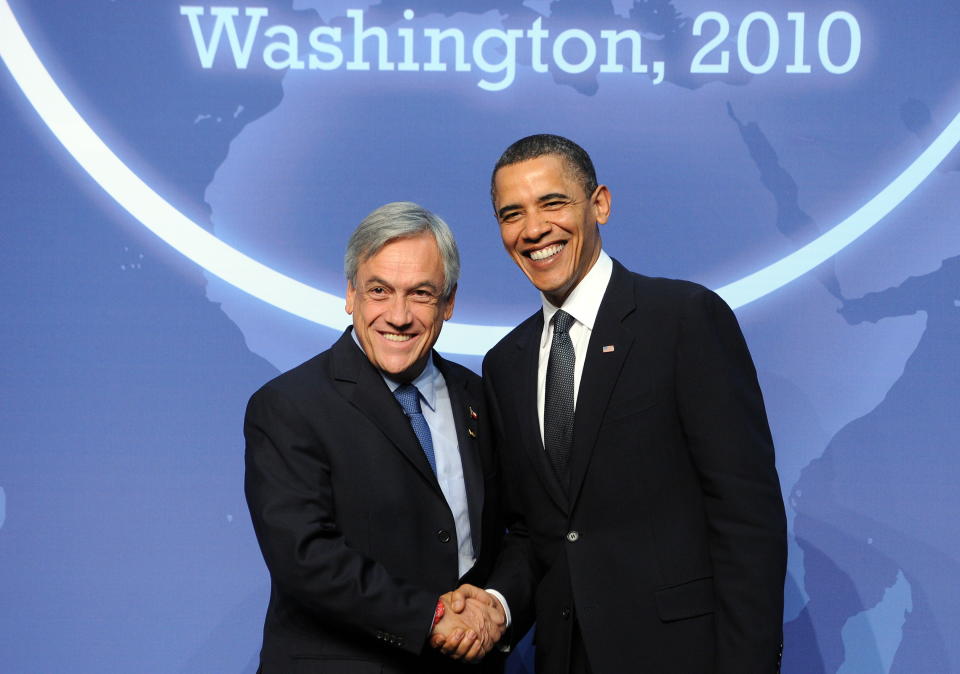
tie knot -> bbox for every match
[393,384,423,415]
[553,309,574,335]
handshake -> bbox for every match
[430,584,508,663]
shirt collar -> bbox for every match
[351,328,438,411]
[540,250,613,348]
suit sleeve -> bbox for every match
[481,360,539,642]
[243,384,437,654]
[674,288,787,673]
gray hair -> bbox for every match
[344,201,460,299]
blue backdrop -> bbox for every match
[1,1,958,671]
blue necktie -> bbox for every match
[393,384,437,475]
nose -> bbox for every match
[522,213,552,241]
[384,293,413,328]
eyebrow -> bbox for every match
[364,277,439,292]
[411,282,440,293]
[363,276,392,288]
[497,192,572,219]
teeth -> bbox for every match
[530,243,564,261]
[383,333,412,342]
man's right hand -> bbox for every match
[430,585,507,662]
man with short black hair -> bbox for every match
[442,135,787,673]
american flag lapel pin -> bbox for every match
[602,345,615,353]
[469,406,478,419]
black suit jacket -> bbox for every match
[244,330,504,674]
[485,260,787,674]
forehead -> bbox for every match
[356,234,444,283]
[493,155,581,203]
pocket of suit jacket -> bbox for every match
[653,576,715,622]
[600,392,660,425]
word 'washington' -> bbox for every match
[179,7,666,91]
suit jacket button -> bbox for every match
[560,607,571,619]
[437,529,452,543]
[566,530,580,543]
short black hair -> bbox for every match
[491,134,598,203]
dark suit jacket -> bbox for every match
[244,329,504,674]
[485,260,787,674]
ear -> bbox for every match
[592,184,611,225]
[345,280,356,315]
[442,284,457,321]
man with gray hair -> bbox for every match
[244,202,507,673]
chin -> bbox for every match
[384,361,415,376]
[532,276,566,295]
[389,354,430,378]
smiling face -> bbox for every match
[345,233,455,381]
[493,154,610,306]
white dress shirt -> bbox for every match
[537,250,614,444]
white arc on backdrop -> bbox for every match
[3,0,960,355]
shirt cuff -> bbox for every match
[485,588,512,652]
[485,588,511,628]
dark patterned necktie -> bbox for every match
[393,383,437,475]
[544,309,575,481]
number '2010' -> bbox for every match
[691,11,861,75]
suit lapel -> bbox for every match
[567,261,636,507]
[513,315,571,513]
[330,330,442,495]
[435,355,485,554]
